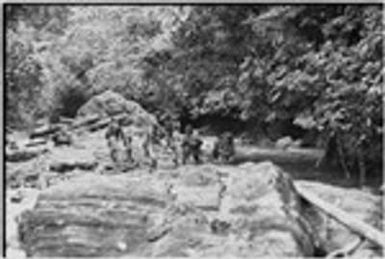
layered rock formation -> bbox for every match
[18,162,321,257]
[77,90,157,128]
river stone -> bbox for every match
[18,174,171,257]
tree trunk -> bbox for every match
[357,146,366,188]
[315,132,337,169]
[295,183,385,248]
[335,135,351,179]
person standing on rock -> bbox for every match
[105,118,125,163]
[212,132,235,163]
[142,127,158,172]
[163,118,180,167]
[181,124,203,165]
[123,129,134,163]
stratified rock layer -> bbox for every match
[77,90,157,128]
[19,162,319,257]
[18,174,171,257]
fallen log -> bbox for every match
[87,117,110,132]
[72,114,100,129]
[25,138,48,147]
[59,116,74,124]
[29,124,61,139]
[6,147,48,162]
[295,183,385,248]
[86,113,129,132]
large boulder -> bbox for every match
[18,162,317,257]
[77,90,157,128]
[18,174,171,257]
[149,162,317,257]
[19,161,380,257]
[216,162,316,257]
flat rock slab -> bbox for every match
[149,162,316,257]
[18,162,321,257]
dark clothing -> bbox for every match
[123,134,134,163]
[105,123,124,163]
[164,121,174,137]
[213,135,235,163]
[105,123,124,141]
[142,131,152,158]
[182,134,203,164]
[53,130,72,146]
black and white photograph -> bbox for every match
[3,2,384,258]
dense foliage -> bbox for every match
[5,4,383,177]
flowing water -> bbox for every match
[232,144,382,190]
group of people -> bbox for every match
[104,116,236,171]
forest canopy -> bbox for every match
[5,4,383,176]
